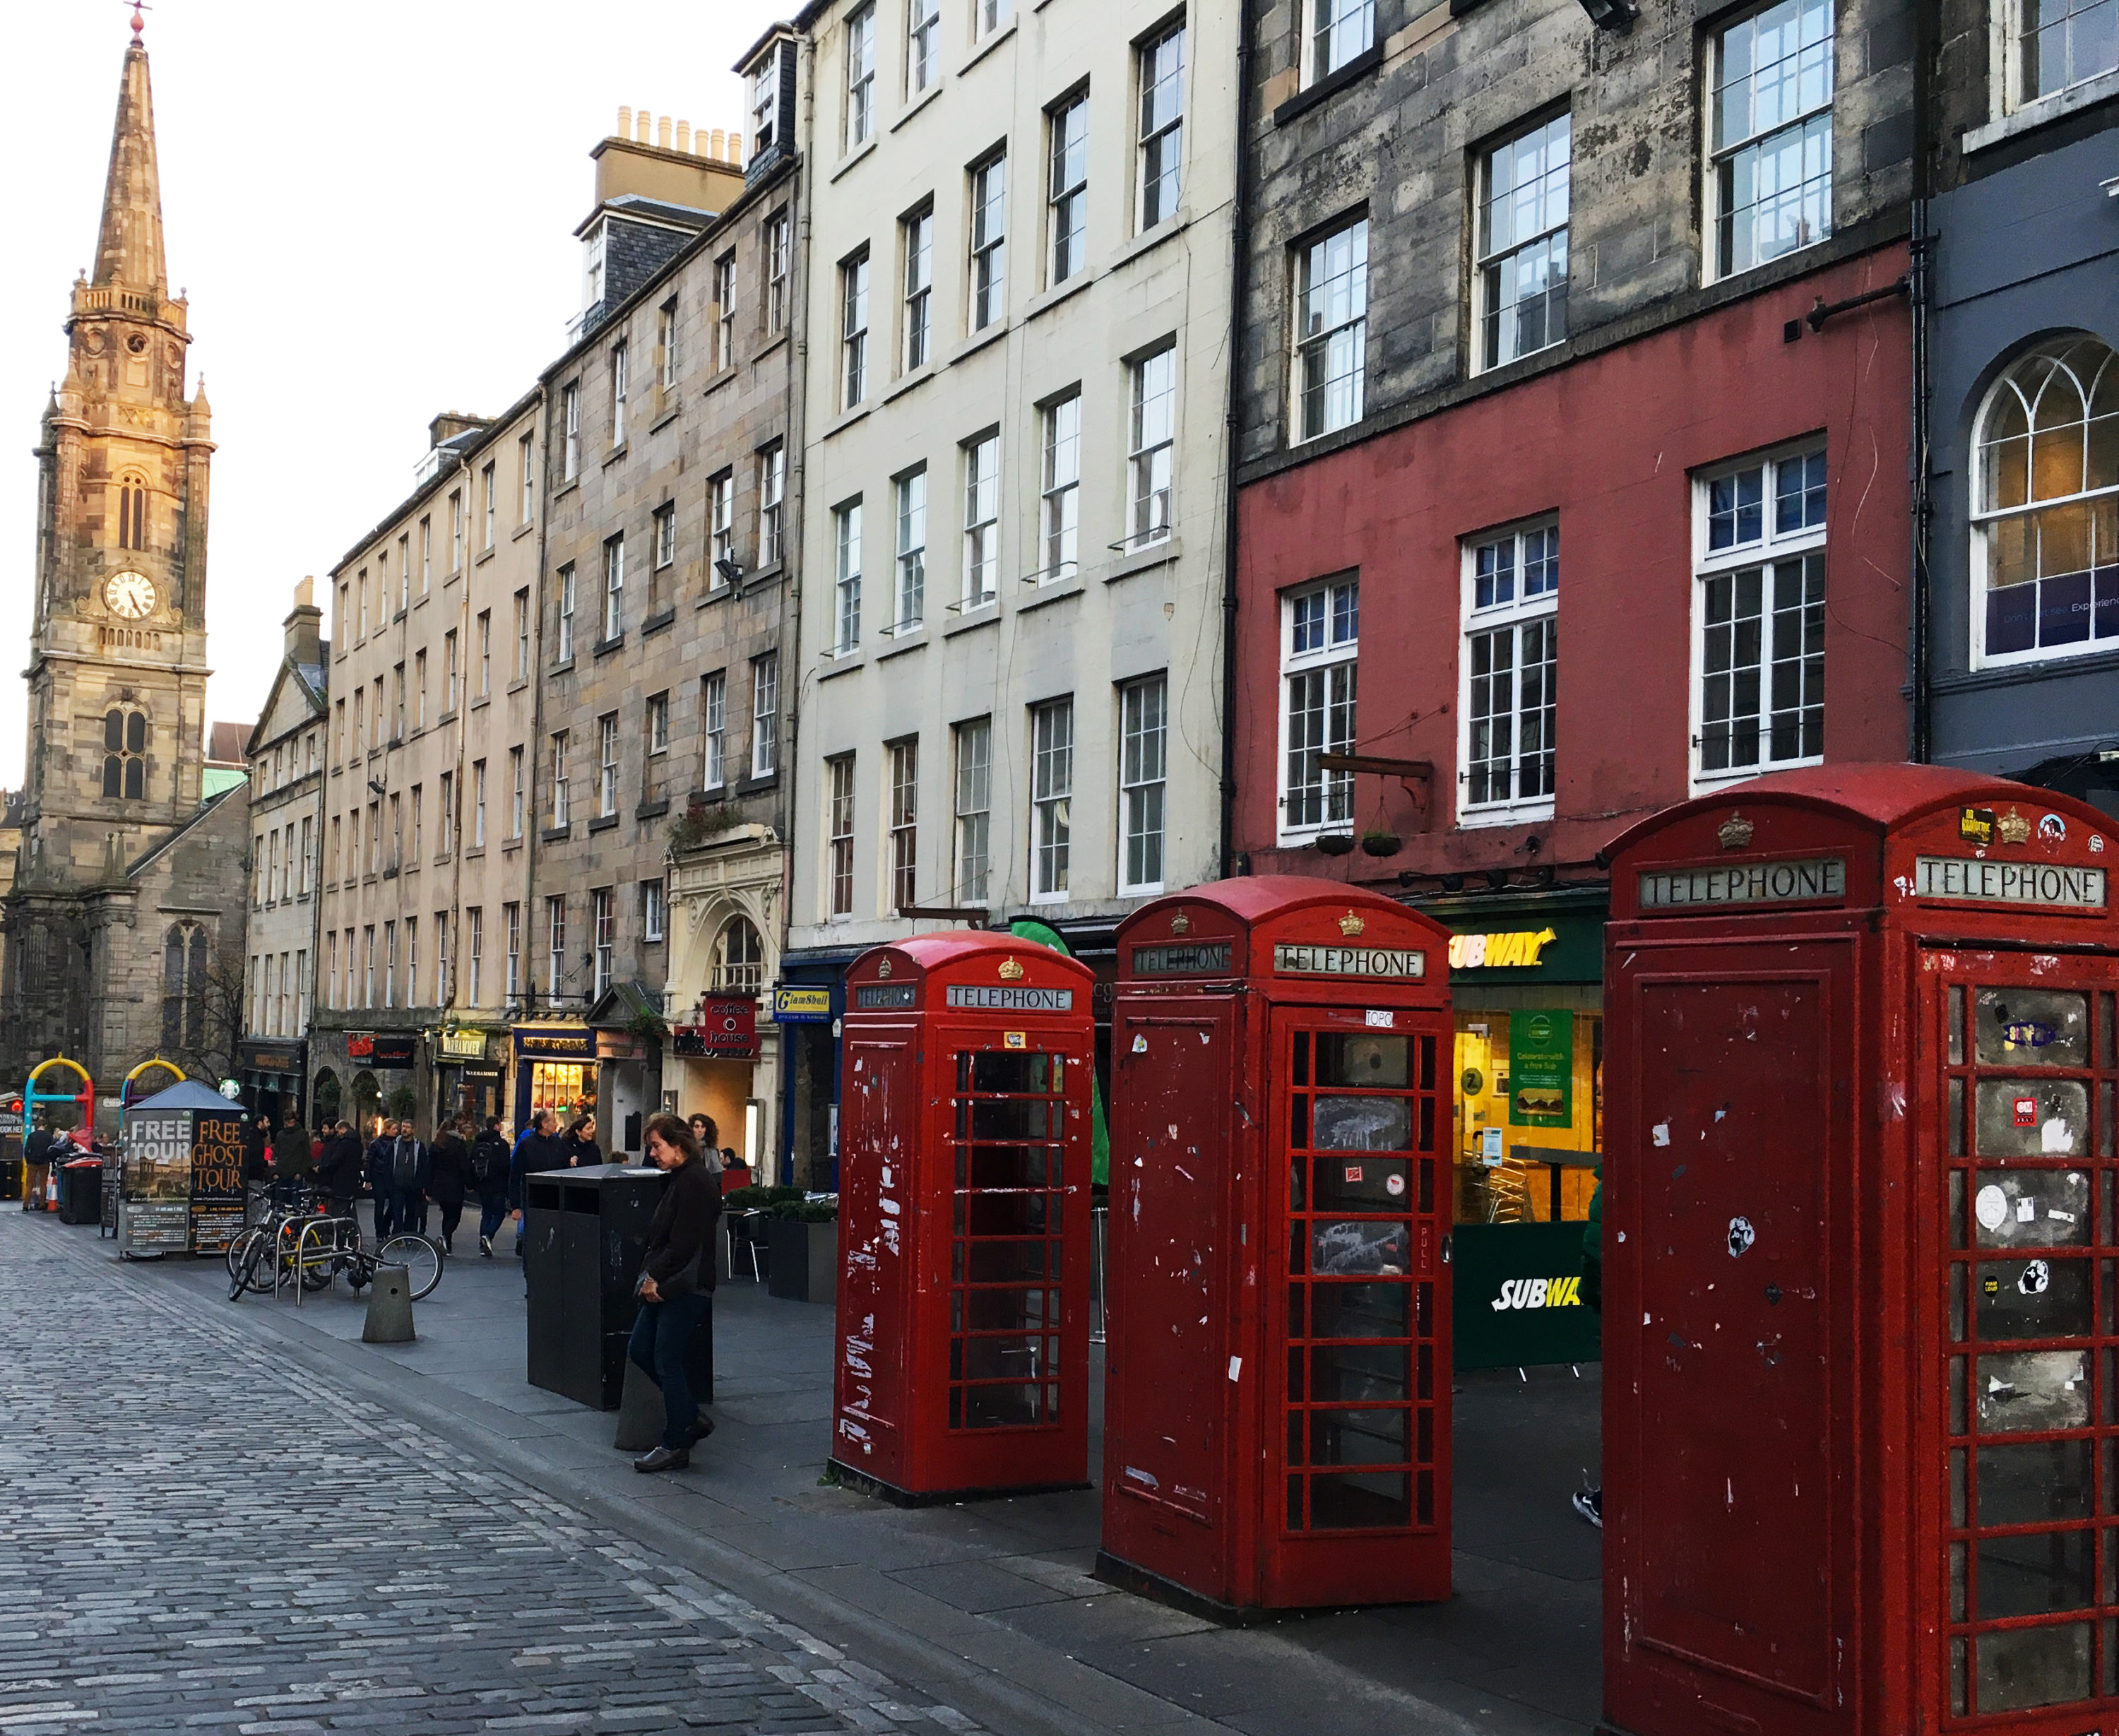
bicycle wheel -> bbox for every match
[378,1234,442,1301]
[227,1228,267,1302]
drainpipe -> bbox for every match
[1219,0,1257,881]
[1908,0,1935,763]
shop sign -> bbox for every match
[1131,941,1233,976]
[771,985,834,1023]
[596,1031,642,1062]
[674,997,760,1060]
[1447,929,1556,970]
[1638,857,1847,911]
[437,1028,489,1062]
[1453,1222,1601,1369]
[945,985,1076,1011]
[237,1042,304,1074]
[512,1023,598,1062]
[1272,944,1425,980]
[346,1031,417,1069]
[1913,856,2106,910]
[1508,1010,1573,1129]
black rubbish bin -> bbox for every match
[525,1163,715,1410]
[56,1158,103,1227]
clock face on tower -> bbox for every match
[103,570,157,619]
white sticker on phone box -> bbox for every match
[1227,1356,1242,1382]
[2017,1196,2038,1224]
[1976,1184,2010,1232]
[1365,1009,1394,1028]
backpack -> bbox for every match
[471,1136,504,1185]
[391,1139,422,1189]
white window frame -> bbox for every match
[545,896,566,999]
[713,253,737,370]
[1305,0,1375,83]
[473,758,487,848]
[751,42,781,157]
[752,652,780,778]
[908,0,941,95]
[834,499,864,655]
[603,535,624,641]
[1117,673,1168,896]
[894,468,927,629]
[520,431,535,524]
[598,713,620,817]
[766,212,792,333]
[1129,344,1176,548]
[954,716,992,904]
[1690,441,1830,790]
[1040,393,1081,582]
[1476,110,1572,373]
[703,670,728,790]
[975,0,1012,43]
[467,906,483,1004]
[551,730,571,828]
[514,588,530,681]
[505,903,521,1001]
[759,443,786,567]
[903,206,934,371]
[1276,576,1359,842]
[1458,520,1560,826]
[1972,337,2119,669]
[481,461,497,551]
[1706,0,1835,283]
[888,737,920,913]
[610,339,629,446]
[643,879,666,945]
[1295,218,1368,442]
[1998,0,2119,117]
[1047,93,1088,288]
[1136,20,1185,233]
[969,152,1007,333]
[826,754,857,918]
[658,296,679,392]
[593,888,615,997]
[846,3,877,150]
[962,432,999,608]
[562,381,581,481]
[709,471,736,580]
[557,564,576,662]
[1029,697,1074,903]
[510,745,526,839]
[842,249,871,408]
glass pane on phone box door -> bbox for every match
[1975,989,2089,1069]
[1971,1170,2091,1249]
[1976,1080,2089,1158]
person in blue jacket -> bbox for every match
[364,1119,400,1241]
[507,1109,569,1261]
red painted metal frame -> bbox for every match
[831,931,1094,1502]
[1098,875,1455,1616]
[1601,763,2119,1736]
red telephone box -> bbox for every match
[1601,764,2119,1736]
[831,932,1094,1502]
[1098,876,1454,1616]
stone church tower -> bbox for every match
[1,19,248,1117]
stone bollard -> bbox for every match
[614,1354,665,1451]
[362,1265,415,1343]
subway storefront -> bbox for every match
[1416,888,1605,1368]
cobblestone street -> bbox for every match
[0,1215,983,1736]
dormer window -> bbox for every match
[750,43,780,158]
[583,222,607,312]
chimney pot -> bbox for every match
[729,131,743,162]
[617,105,631,137]
[636,109,651,143]
[657,115,672,148]
[710,127,725,158]
[676,120,691,153]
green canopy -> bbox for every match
[1009,918,1110,1186]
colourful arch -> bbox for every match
[121,1056,186,1107]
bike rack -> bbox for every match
[296,1217,335,1308]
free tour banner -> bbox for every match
[189,1112,246,1252]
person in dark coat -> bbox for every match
[627,1113,721,1473]
[427,1118,470,1254]
[562,1114,603,1167]
[509,1110,568,1260]
[389,1123,432,1237]
[237,1118,269,1206]
[365,1119,401,1240]
[271,1114,314,1184]
[316,1124,365,1218]
[471,1117,512,1256]
[23,1122,63,1213]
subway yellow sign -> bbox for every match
[1447,928,1557,969]
[1490,1274,1586,1311]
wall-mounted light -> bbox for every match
[714,558,744,585]
[1578,0,1637,26]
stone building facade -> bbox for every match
[309,396,545,1138]
[0,24,250,1120]
[238,583,328,1124]
[530,76,805,1166]
[780,0,1241,1177]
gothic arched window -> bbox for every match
[710,916,765,994]
[102,706,146,799]
[114,474,148,551]
[161,922,209,1052]
[1973,335,2119,663]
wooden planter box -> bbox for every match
[766,1217,838,1305]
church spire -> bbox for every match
[91,25,167,295]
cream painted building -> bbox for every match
[309,398,543,1135]
[780,0,1238,1170]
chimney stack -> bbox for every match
[284,576,323,666]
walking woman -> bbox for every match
[427,1117,470,1254]
[628,1112,720,1474]
[563,1114,603,1167]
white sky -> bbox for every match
[1,0,786,787]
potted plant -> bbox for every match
[625,1008,670,1045]
[1314,832,1357,857]
[766,1195,839,1306]
[1360,829,1403,857]
[669,799,744,852]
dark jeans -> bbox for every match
[477,1193,508,1242]
[437,1200,463,1244]
[627,1291,711,1451]
[373,1187,400,1239]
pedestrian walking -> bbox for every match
[271,1112,314,1185]
[22,1121,62,1213]
[686,1115,726,1178]
[366,1119,401,1240]
[427,1118,470,1254]
[628,1112,721,1474]
[562,1114,603,1167]
[471,1116,511,1256]
[509,1110,568,1261]
[391,1123,432,1237]
[316,1122,364,1220]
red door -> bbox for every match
[836,1028,916,1481]
[1921,950,2119,1725]
[1615,941,1856,1729]
[1269,1004,1452,1605]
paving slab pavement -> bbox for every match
[37,1204,1602,1734]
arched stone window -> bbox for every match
[1973,335,2119,663]
[161,922,209,1052]
[710,915,765,994]
[114,472,148,551]
[103,705,147,799]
